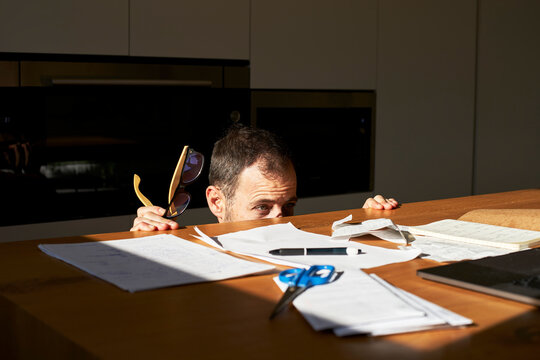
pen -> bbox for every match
[269,247,360,256]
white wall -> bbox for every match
[374,0,477,203]
[474,0,540,194]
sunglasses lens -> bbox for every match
[165,191,191,218]
[181,151,204,184]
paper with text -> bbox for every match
[273,270,472,336]
[193,223,421,270]
[274,270,424,330]
[408,236,515,262]
[39,234,274,292]
[408,219,540,250]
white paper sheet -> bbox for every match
[273,270,472,337]
[193,223,421,270]
[332,274,473,336]
[408,219,540,250]
[331,216,411,244]
[330,216,518,262]
[331,216,397,240]
[39,234,274,292]
[407,235,515,262]
[275,270,425,330]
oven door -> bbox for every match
[251,90,375,198]
[0,85,249,226]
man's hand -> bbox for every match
[130,206,180,231]
[363,195,399,210]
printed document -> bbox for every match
[408,236,515,262]
[408,219,540,250]
[193,222,421,270]
[274,270,472,336]
[39,234,274,292]
[329,215,524,262]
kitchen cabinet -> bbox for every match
[474,0,540,194]
[0,61,18,86]
[250,0,377,89]
[130,0,249,60]
[0,1,249,60]
[0,0,128,56]
[374,0,477,203]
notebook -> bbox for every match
[417,248,540,306]
[408,219,540,250]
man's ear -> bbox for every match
[206,186,226,223]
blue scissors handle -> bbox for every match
[279,264,335,287]
[270,265,335,319]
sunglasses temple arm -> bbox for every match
[133,174,153,207]
[167,145,189,212]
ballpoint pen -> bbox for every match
[269,247,360,256]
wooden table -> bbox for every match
[1,189,539,359]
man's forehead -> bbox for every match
[232,163,296,202]
[240,160,296,183]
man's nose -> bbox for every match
[268,206,283,218]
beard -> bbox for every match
[221,197,236,223]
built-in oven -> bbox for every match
[0,58,250,226]
[251,90,375,199]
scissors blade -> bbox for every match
[269,285,307,319]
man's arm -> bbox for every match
[130,206,180,231]
[363,195,399,210]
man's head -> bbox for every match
[206,126,297,222]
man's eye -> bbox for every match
[255,204,269,212]
[284,202,296,209]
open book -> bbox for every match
[408,219,540,250]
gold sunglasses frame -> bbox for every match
[133,145,190,214]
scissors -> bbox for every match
[269,265,335,319]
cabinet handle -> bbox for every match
[49,79,213,87]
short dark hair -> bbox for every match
[209,125,293,201]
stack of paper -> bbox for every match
[274,270,472,336]
[191,223,470,335]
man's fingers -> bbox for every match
[130,224,155,232]
[363,197,384,209]
[385,198,399,208]
[137,206,165,218]
[363,195,399,210]
[131,206,179,232]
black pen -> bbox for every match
[269,247,360,256]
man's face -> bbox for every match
[223,161,297,222]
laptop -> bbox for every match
[417,248,540,306]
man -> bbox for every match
[131,126,398,231]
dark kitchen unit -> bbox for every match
[0,58,250,226]
[1,57,376,228]
[251,90,375,199]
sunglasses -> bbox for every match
[133,145,204,219]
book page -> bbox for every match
[408,219,540,250]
